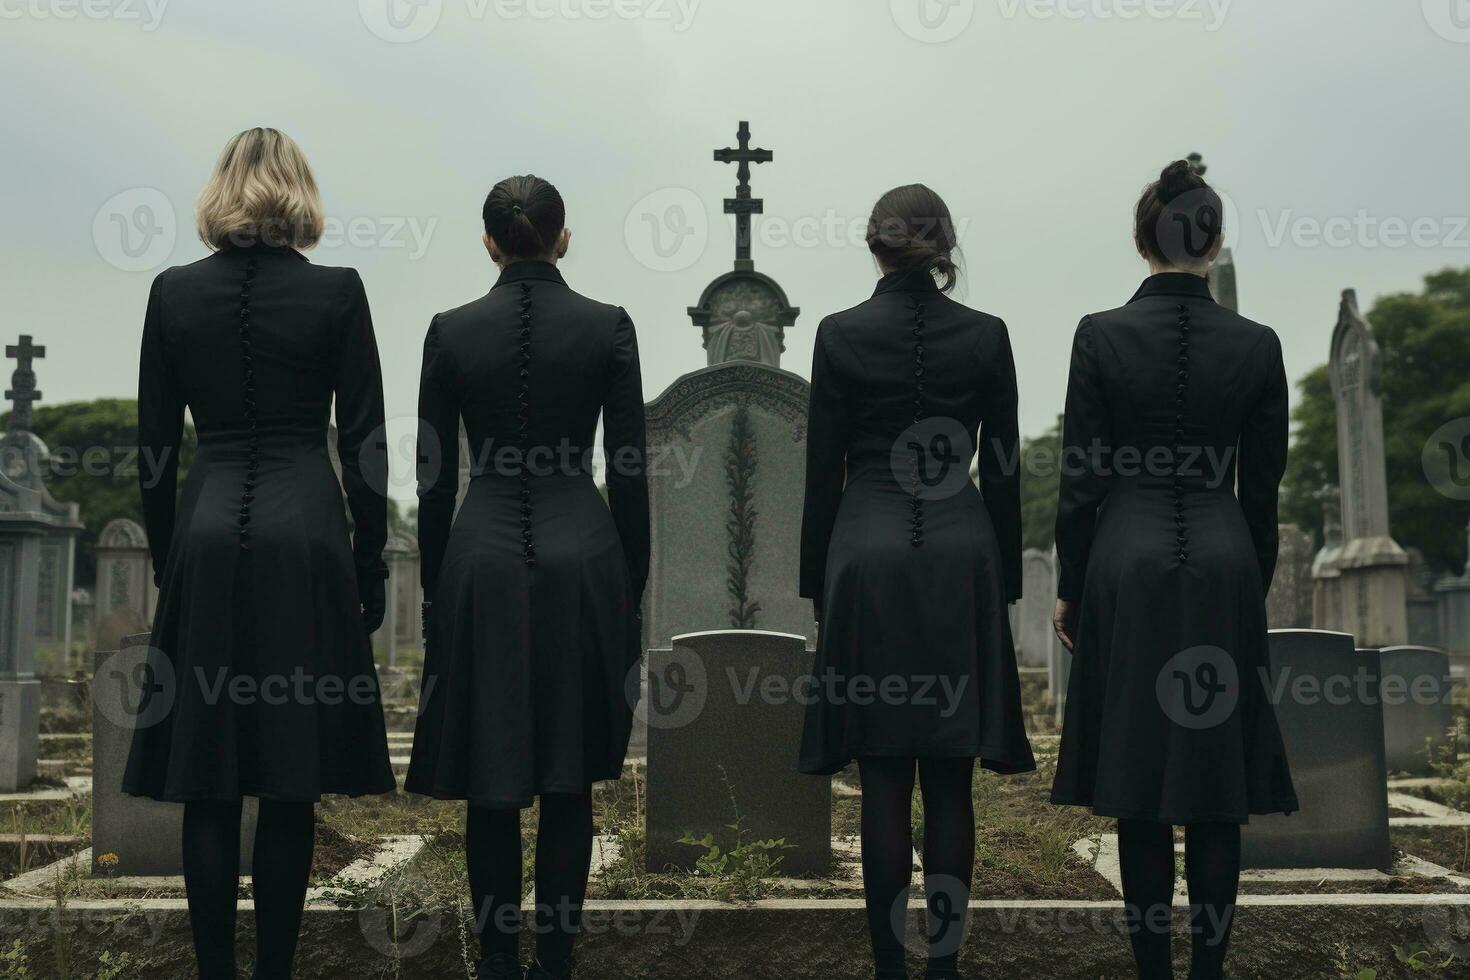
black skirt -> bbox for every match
[1050,486,1299,823]
[798,472,1036,776]
[405,474,640,809]
[122,436,396,802]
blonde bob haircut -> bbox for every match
[196,128,325,250]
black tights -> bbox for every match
[467,792,594,976]
[1116,819,1240,980]
[859,757,975,980]
[183,799,316,980]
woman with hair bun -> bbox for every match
[1050,161,1298,979]
[798,183,1035,980]
[406,175,649,980]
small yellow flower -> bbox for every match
[96,853,119,869]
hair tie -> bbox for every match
[511,204,524,216]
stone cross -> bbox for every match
[714,121,772,272]
[5,336,45,434]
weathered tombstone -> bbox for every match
[1325,291,1409,647]
[1267,524,1315,629]
[92,628,257,876]
[390,530,422,653]
[1017,550,1056,669]
[1378,645,1455,774]
[1242,629,1391,870]
[1434,522,1470,657]
[373,530,414,667]
[1405,549,1445,649]
[1313,487,1346,630]
[94,518,155,626]
[645,631,830,875]
[0,337,82,788]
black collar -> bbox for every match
[494,260,566,289]
[218,239,308,262]
[1129,272,1214,304]
[873,263,942,297]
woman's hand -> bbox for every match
[360,577,386,634]
[1053,598,1079,653]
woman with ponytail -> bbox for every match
[798,184,1035,980]
[406,175,649,980]
[1050,161,1297,979]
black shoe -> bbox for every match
[476,953,521,979]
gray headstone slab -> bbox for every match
[1377,645,1455,775]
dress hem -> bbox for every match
[799,741,1037,778]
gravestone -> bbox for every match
[1313,487,1346,630]
[0,337,82,789]
[1267,524,1315,629]
[92,629,257,876]
[644,630,830,875]
[1242,629,1391,870]
[1377,645,1454,774]
[373,530,416,667]
[1405,549,1444,649]
[1017,550,1057,669]
[94,518,155,626]
[1434,522,1470,657]
[1325,291,1409,647]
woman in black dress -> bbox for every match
[1050,161,1298,980]
[406,176,649,980]
[799,185,1035,980]
[125,128,395,978]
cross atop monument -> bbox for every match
[5,336,45,434]
[714,121,773,272]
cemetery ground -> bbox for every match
[0,672,1468,978]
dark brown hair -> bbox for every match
[866,184,959,293]
[1134,160,1224,269]
[483,175,565,262]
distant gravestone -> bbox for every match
[374,530,418,667]
[1378,645,1455,774]
[0,336,82,788]
[92,630,257,876]
[645,631,830,875]
[1242,629,1391,870]
[94,518,155,626]
[1405,549,1444,649]
[1326,291,1409,648]
[1312,487,1346,630]
[1434,522,1470,657]
[1267,524,1315,629]
[1017,550,1057,669]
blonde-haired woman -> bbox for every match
[123,127,395,978]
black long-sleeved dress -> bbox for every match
[1050,272,1298,823]
[405,261,650,809]
[123,242,395,802]
[796,265,1035,776]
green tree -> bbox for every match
[1281,268,1470,575]
[1019,417,1063,552]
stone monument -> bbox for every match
[94,518,155,626]
[1312,487,1346,629]
[1434,521,1470,658]
[1266,524,1314,629]
[0,337,82,790]
[1324,291,1409,648]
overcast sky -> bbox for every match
[3,0,1468,500]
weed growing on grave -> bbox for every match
[0,940,33,980]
